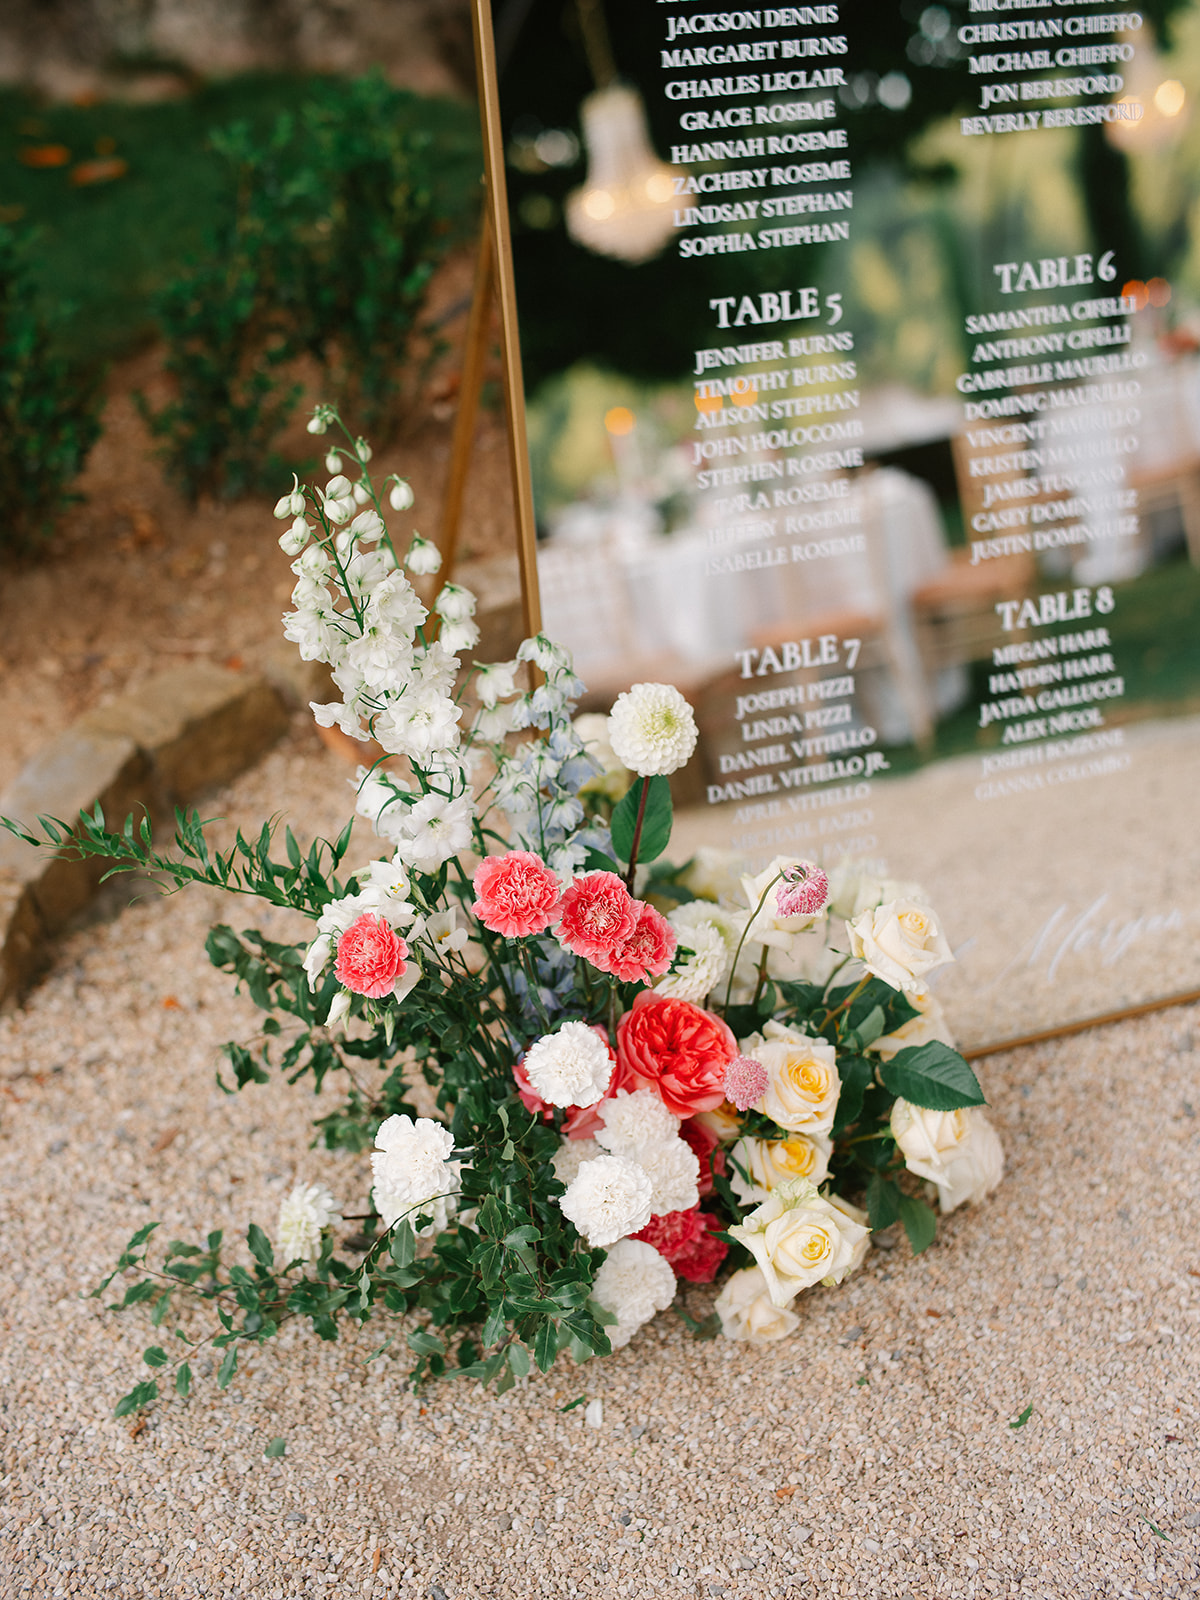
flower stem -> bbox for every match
[623,778,651,893]
[722,869,785,1012]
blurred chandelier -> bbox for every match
[566,85,677,264]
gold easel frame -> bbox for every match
[465,0,541,641]
[458,0,1200,1059]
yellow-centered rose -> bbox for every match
[713,1265,801,1343]
[891,1100,1004,1213]
[847,897,954,993]
[741,1020,840,1135]
[729,1132,833,1204]
[728,1178,871,1307]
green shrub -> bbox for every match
[142,76,454,502]
[0,225,102,555]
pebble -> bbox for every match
[0,740,1196,1599]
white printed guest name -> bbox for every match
[664,9,839,44]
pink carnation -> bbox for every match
[558,871,638,970]
[472,850,562,938]
[334,913,408,999]
[634,1207,728,1284]
[775,861,830,919]
[513,1030,630,1139]
[724,1054,769,1112]
[606,900,677,984]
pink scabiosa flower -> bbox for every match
[634,1207,728,1284]
[724,1054,769,1112]
[775,861,830,919]
[606,901,677,984]
[472,850,562,938]
[334,913,409,998]
[558,871,639,971]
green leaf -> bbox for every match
[142,1346,168,1368]
[610,775,672,866]
[1009,1404,1033,1430]
[853,1006,886,1049]
[878,1042,985,1112]
[865,1173,901,1231]
[247,1224,274,1273]
[175,1364,192,1398]
[559,1395,587,1412]
[113,1380,158,1419]
[582,848,622,874]
[897,1193,938,1255]
[389,1220,415,1268]
[831,1052,875,1136]
[407,1328,446,1358]
[533,1318,559,1373]
[507,1342,531,1378]
[217,1346,238,1390]
[265,1437,287,1458]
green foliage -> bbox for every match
[0,225,101,555]
[141,75,460,499]
[611,775,673,868]
[878,1041,985,1112]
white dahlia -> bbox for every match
[607,682,698,777]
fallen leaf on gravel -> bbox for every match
[151,1128,179,1154]
[775,1486,795,1500]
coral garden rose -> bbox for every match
[617,993,737,1117]
[606,900,677,984]
[471,850,561,938]
[333,913,409,998]
[847,897,954,993]
[557,871,639,970]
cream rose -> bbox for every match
[728,1178,871,1307]
[714,1265,801,1343]
[890,1100,1004,1213]
[729,1133,832,1205]
[742,1020,840,1136]
[870,990,957,1062]
[827,1193,872,1275]
[847,898,954,993]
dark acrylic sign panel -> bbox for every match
[479,0,1200,1047]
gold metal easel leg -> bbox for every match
[437,220,495,585]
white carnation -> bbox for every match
[371,1114,463,1237]
[636,1137,700,1217]
[594,1090,698,1216]
[594,1089,679,1155]
[654,920,727,1003]
[523,1022,615,1109]
[557,1154,653,1249]
[607,682,699,776]
[551,1137,601,1189]
[277,1182,342,1264]
[591,1238,676,1350]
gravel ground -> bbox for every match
[1,723,1198,1600]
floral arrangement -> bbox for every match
[6,408,1002,1414]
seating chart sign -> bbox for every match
[474,0,1200,1047]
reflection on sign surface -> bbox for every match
[484,0,1200,1045]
